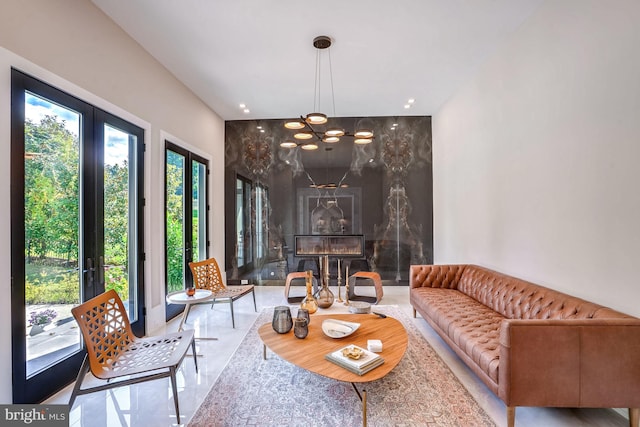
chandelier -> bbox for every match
[280,36,374,151]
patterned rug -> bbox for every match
[189,306,495,427]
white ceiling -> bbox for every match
[91,0,543,121]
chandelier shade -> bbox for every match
[284,120,306,130]
[306,112,328,125]
[325,128,345,137]
[280,140,298,148]
[294,131,314,140]
[354,129,374,139]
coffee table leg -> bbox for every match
[363,390,367,427]
[350,383,367,427]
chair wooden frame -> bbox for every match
[69,290,197,424]
[347,271,384,304]
[284,271,318,303]
[189,257,257,328]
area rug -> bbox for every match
[189,306,495,427]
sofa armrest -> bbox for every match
[409,264,466,289]
[498,318,640,408]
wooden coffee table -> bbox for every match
[258,312,408,426]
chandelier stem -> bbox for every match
[329,47,336,117]
[314,48,321,113]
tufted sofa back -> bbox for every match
[454,265,629,320]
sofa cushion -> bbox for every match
[412,287,502,383]
[457,265,608,320]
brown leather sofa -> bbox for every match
[410,264,640,427]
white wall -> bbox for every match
[433,0,640,317]
[0,0,224,402]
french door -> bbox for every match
[165,141,209,320]
[10,69,145,403]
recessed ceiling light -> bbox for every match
[260,129,265,133]
[300,143,318,150]
[243,108,250,113]
[239,103,246,108]
[404,104,410,109]
[408,99,415,104]
[392,123,398,126]
[257,126,262,129]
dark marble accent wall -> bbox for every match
[225,116,432,283]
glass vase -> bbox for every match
[317,279,334,309]
[272,306,293,334]
[293,317,308,339]
[297,308,310,325]
[316,255,334,309]
[300,270,318,314]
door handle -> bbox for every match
[84,258,95,288]
[98,256,105,285]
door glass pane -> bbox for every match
[244,180,253,264]
[24,92,82,377]
[256,185,265,260]
[236,178,245,267]
[166,150,186,292]
[192,160,207,262]
[104,124,138,321]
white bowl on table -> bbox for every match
[321,319,360,338]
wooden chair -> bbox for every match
[189,257,257,328]
[69,290,197,424]
[347,271,384,304]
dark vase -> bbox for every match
[293,317,308,339]
[272,306,293,334]
[297,308,310,325]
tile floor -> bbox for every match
[46,286,630,427]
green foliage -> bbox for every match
[104,266,129,297]
[25,116,79,261]
[25,268,79,304]
[166,161,185,292]
[24,115,132,302]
